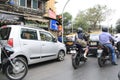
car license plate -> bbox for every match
[90,42,97,45]
[70,50,76,53]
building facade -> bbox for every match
[0,0,59,37]
[45,0,61,37]
[0,0,49,27]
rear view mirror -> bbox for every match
[53,38,57,42]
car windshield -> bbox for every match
[90,34,99,41]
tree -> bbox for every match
[59,12,72,34]
[85,4,111,29]
[116,19,120,33]
[73,11,89,31]
[74,4,112,32]
[116,25,120,33]
[62,12,72,27]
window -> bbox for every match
[14,0,19,5]
[20,0,25,6]
[38,1,42,10]
[19,0,40,9]
[39,31,53,42]
[21,28,38,40]
[33,0,38,9]
[27,0,31,8]
[0,27,11,40]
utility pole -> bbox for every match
[61,0,70,43]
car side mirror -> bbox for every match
[53,38,57,42]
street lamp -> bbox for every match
[61,0,70,43]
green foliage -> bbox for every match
[74,4,111,31]
[86,5,106,21]
[60,12,72,27]
[58,12,73,34]
[116,25,120,33]
[85,5,109,28]
[73,11,89,31]
[116,19,120,33]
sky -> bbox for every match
[55,0,120,27]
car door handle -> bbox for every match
[42,44,45,46]
[23,43,27,45]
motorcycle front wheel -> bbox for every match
[5,58,28,80]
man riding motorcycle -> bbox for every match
[99,27,117,65]
[75,27,89,59]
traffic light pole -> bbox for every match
[62,0,70,43]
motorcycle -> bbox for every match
[70,45,87,69]
[116,41,120,80]
[118,70,120,80]
[97,43,117,67]
[115,41,120,58]
[0,42,28,80]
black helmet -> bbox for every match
[77,27,83,33]
[102,27,108,32]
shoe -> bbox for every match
[83,56,87,61]
[112,62,118,65]
[83,57,87,62]
[83,54,87,59]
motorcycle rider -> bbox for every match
[99,27,118,65]
[75,27,89,59]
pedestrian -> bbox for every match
[58,32,62,42]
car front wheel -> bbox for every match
[57,51,65,61]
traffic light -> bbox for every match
[56,15,62,25]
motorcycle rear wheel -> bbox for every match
[5,58,28,80]
[98,57,105,67]
[72,53,80,69]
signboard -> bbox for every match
[48,9,56,19]
[0,13,19,21]
[50,20,58,31]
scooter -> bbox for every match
[0,42,28,80]
[71,45,87,69]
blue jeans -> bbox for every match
[104,43,117,63]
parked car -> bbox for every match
[88,34,99,56]
[0,25,66,66]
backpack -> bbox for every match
[75,33,87,47]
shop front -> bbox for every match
[0,13,22,26]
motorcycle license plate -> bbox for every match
[90,42,97,45]
[97,49,103,58]
[70,50,76,53]
[97,49,103,54]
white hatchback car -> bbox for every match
[0,25,66,65]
